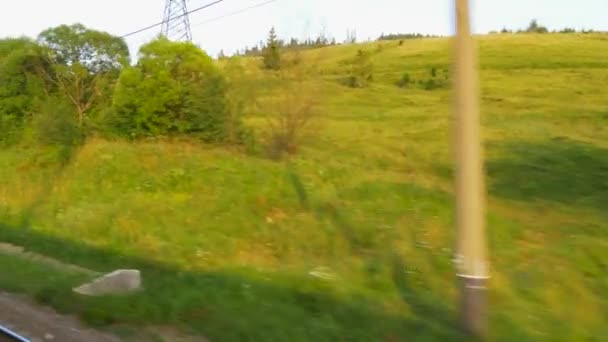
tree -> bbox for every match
[346,29,357,44]
[316,24,329,47]
[525,19,549,34]
[0,38,49,144]
[37,24,129,126]
[265,53,320,158]
[263,27,281,70]
[112,38,228,141]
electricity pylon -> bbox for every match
[161,0,193,41]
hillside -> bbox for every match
[1,33,607,341]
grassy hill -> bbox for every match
[1,33,607,341]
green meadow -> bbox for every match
[1,33,607,341]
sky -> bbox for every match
[0,0,606,57]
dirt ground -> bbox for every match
[0,291,120,342]
[0,290,208,342]
[0,241,206,341]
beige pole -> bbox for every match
[453,0,489,337]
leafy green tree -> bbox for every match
[37,24,129,126]
[263,27,281,70]
[112,38,228,141]
[0,38,49,144]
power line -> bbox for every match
[121,0,226,39]
[190,0,278,28]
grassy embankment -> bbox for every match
[1,33,607,341]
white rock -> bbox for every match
[308,266,336,280]
[73,270,141,296]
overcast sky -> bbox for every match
[1,0,606,57]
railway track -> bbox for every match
[0,325,29,342]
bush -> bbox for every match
[32,97,83,147]
[0,38,48,145]
[423,79,438,91]
[223,56,258,147]
[112,38,229,142]
[424,67,449,90]
[30,97,84,163]
[345,50,373,88]
[265,55,320,159]
[396,73,411,88]
[396,68,449,91]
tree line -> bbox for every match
[377,33,442,41]
[0,24,253,154]
[229,27,339,58]
[494,20,600,35]
[0,24,327,161]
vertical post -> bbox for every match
[453,0,489,338]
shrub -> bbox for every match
[265,55,320,159]
[396,67,450,91]
[423,67,449,90]
[396,73,411,88]
[112,38,228,142]
[0,38,48,145]
[223,56,258,148]
[423,79,438,91]
[30,97,84,163]
[345,50,373,88]
[32,97,83,147]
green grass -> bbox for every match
[1,33,608,341]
